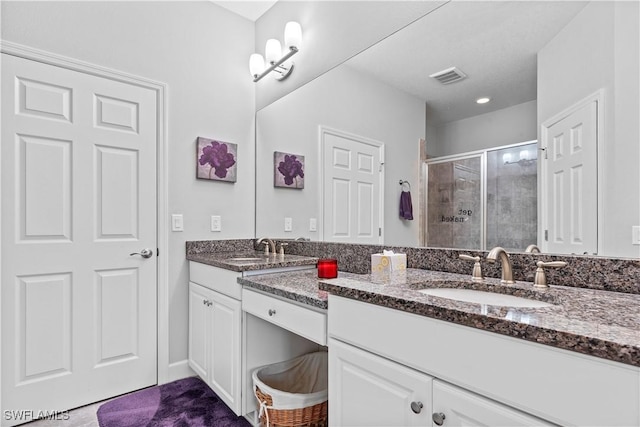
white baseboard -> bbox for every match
[165,360,196,384]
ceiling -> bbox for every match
[210,0,277,21]
[345,1,588,125]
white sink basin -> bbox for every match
[419,288,553,308]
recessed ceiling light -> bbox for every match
[476,97,491,104]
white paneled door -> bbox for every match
[542,100,598,255]
[322,128,383,244]
[1,54,157,425]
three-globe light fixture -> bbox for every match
[250,21,302,82]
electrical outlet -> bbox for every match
[284,217,293,232]
[309,218,317,232]
[211,215,222,232]
[171,214,184,232]
[632,226,640,245]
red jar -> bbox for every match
[317,259,338,279]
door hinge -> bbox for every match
[379,162,384,172]
[539,147,548,159]
[544,230,548,241]
[379,227,382,237]
[157,247,160,257]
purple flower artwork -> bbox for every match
[197,137,237,182]
[274,151,304,189]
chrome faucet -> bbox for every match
[486,247,514,284]
[256,237,276,255]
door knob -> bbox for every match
[130,248,153,258]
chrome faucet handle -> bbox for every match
[278,242,288,255]
[534,260,567,288]
[459,254,483,282]
[261,241,270,255]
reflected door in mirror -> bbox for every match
[322,129,383,244]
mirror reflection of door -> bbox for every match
[321,127,384,244]
[541,96,599,255]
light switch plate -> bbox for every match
[171,214,183,232]
[211,215,222,232]
[632,226,640,245]
[309,218,317,232]
[284,217,293,232]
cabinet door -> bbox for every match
[188,282,210,380]
[433,380,555,426]
[209,290,242,415]
[329,338,432,427]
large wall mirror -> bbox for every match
[256,1,639,258]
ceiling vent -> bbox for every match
[429,67,467,85]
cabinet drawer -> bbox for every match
[189,261,242,299]
[243,289,327,345]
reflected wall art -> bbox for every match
[197,137,237,182]
[274,151,304,189]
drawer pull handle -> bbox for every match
[410,401,423,414]
[432,412,446,425]
[202,300,212,307]
[268,309,276,316]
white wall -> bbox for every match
[429,101,537,157]
[254,0,446,110]
[256,64,425,247]
[1,1,256,365]
[538,1,639,258]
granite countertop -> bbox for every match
[236,267,640,367]
[238,270,362,310]
[317,269,640,367]
[186,251,318,272]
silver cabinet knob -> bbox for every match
[268,309,276,316]
[432,412,446,426]
[130,248,153,258]
[202,300,212,307]
[410,401,423,414]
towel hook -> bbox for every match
[399,180,411,191]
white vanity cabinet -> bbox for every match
[329,338,433,426]
[431,380,554,426]
[328,294,640,426]
[328,338,551,427]
[188,262,243,414]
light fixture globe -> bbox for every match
[249,54,265,78]
[265,39,282,65]
[284,21,302,50]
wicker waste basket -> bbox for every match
[252,351,328,427]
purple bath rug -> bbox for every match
[97,376,251,427]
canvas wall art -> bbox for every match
[197,137,237,182]
[274,151,304,189]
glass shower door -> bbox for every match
[426,156,482,249]
[486,142,537,251]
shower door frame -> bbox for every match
[423,140,537,251]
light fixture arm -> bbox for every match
[252,46,299,82]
